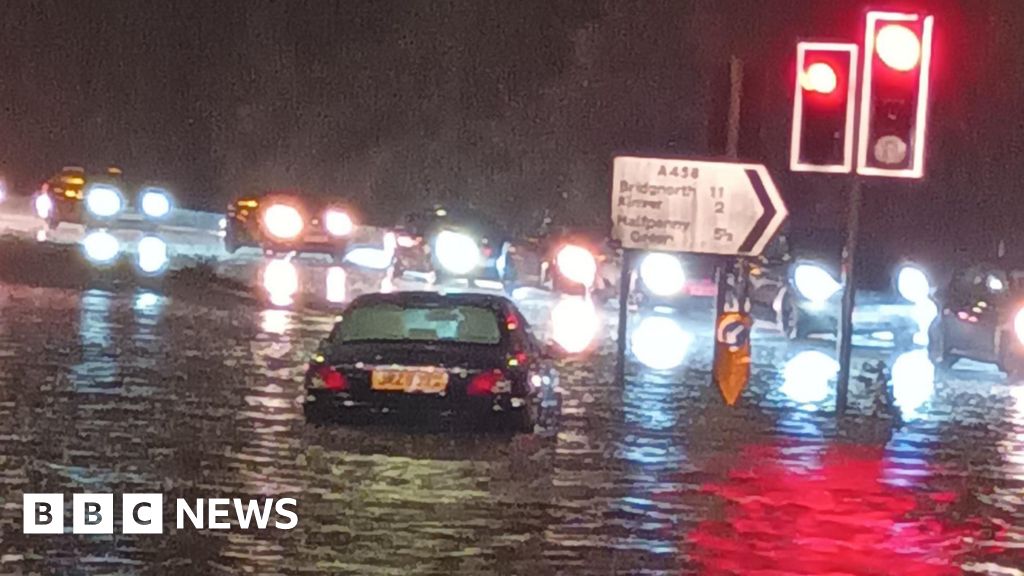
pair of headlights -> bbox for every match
[262,204,354,241]
[791,262,932,305]
[85,185,173,219]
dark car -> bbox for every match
[388,205,514,289]
[629,251,718,311]
[745,230,919,345]
[35,166,173,230]
[224,191,357,260]
[303,291,560,432]
[928,262,1024,374]
[510,225,621,300]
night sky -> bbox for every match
[1,0,1022,267]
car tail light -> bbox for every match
[468,370,504,396]
[316,366,348,391]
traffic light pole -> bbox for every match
[835,177,863,414]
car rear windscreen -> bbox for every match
[339,304,502,344]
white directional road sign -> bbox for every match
[611,156,788,256]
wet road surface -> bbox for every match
[0,283,1022,575]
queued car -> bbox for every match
[928,262,1024,375]
[746,230,920,346]
[506,225,621,301]
[303,291,560,431]
[33,166,178,274]
[629,251,718,310]
[387,205,514,291]
[224,191,358,261]
[35,166,174,229]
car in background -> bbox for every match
[303,291,560,432]
[34,166,178,274]
[387,205,513,291]
[746,230,920,346]
[509,225,621,301]
[223,191,357,261]
[629,251,718,310]
[928,262,1024,375]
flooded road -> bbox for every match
[0,284,1021,575]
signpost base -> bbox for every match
[835,178,863,414]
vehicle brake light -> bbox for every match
[316,366,348,391]
[468,370,504,396]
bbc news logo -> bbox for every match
[23,494,298,534]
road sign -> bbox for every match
[611,156,787,256]
[714,312,752,406]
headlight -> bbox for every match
[434,230,480,275]
[792,263,841,303]
[325,209,354,237]
[631,315,692,370]
[1014,308,1024,346]
[263,204,304,240]
[35,194,53,219]
[140,188,173,219]
[137,236,169,274]
[555,244,597,287]
[82,231,120,264]
[85,185,124,217]
[896,265,931,304]
[263,259,299,306]
[987,274,1005,293]
[639,253,686,297]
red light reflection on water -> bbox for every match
[689,444,977,575]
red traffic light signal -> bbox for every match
[791,42,858,173]
[857,12,935,178]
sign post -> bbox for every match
[611,155,788,402]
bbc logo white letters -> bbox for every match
[23,493,64,534]
[24,493,162,534]
[72,493,113,534]
[123,494,163,534]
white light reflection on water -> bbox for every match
[781,351,837,409]
[890,350,935,420]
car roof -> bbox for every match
[348,291,515,310]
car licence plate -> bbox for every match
[371,369,449,394]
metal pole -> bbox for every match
[836,178,863,414]
[616,250,633,385]
[712,56,745,382]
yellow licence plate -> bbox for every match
[371,370,449,394]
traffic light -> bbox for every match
[790,42,858,173]
[857,11,935,178]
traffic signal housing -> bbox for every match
[791,43,858,173]
[857,11,935,178]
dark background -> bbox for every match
[0,0,1020,268]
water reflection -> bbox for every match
[261,309,292,336]
[781,351,837,408]
[70,289,118,389]
[630,315,692,371]
[891,349,935,420]
[690,443,976,575]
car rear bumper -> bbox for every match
[305,388,529,415]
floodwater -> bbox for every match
[0,284,1021,575]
